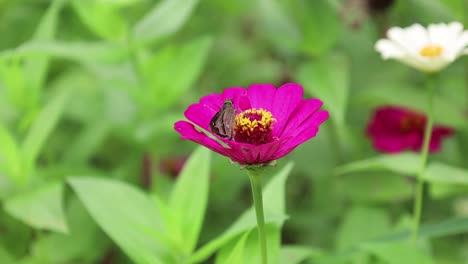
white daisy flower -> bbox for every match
[375,22,468,72]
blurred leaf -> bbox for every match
[215,229,251,264]
[21,87,70,177]
[257,0,301,51]
[363,217,468,246]
[0,59,28,111]
[0,125,22,185]
[0,209,32,257]
[68,177,171,264]
[280,246,324,264]
[403,0,454,23]
[25,0,66,99]
[297,54,349,126]
[4,181,68,233]
[31,197,108,263]
[0,246,14,264]
[429,182,468,199]
[335,153,421,176]
[1,42,127,65]
[189,162,293,263]
[424,162,468,184]
[71,0,127,41]
[133,0,200,45]
[63,118,111,165]
[216,225,280,264]
[169,147,211,254]
[297,0,341,56]
[97,0,143,5]
[336,206,391,250]
[439,0,465,20]
[363,242,434,264]
[142,36,212,110]
[338,172,413,203]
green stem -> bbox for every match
[411,75,435,244]
[247,169,267,264]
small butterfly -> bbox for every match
[209,99,236,139]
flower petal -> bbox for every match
[275,110,329,158]
[279,98,325,138]
[246,84,277,110]
[387,24,427,54]
[375,39,406,59]
[271,83,304,137]
[227,140,282,164]
[373,135,408,153]
[174,121,231,157]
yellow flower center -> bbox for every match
[419,44,443,58]
[234,108,276,145]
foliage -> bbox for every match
[0,0,467,263]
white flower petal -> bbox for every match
[375,39,406,59]
[452,31,468,56]
[428,22,462,47]
[403,23,430,51]
[387,25,424,54]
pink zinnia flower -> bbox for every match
[174,83,329,165]
[366,106,454,153]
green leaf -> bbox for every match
[63,118,111,165]
[68,176,171,264]
[424,162,468,185]
[0,125,22,184]
[0,59,29,111]
[21,87,70,177]
[3,181,68,233]
[336,206,391,250]
[216,229,251,264]
[133,0,200,45]
[429,182,468,199]
[280,246,323,264]
[216,225,281,264]
[31,197,108,263]
[169,147,211,254]
[361,217,468,247]
[142,36,212,110]
[439,0,465,20]
[1,42,126,65]
[0,246,14,264]
[71,0,127,41]
[25,0,66,99]
[335,153,421,176]
[405,0,454,23]
[363,242,434,264]
[297,0,341,56]
[257,0,301,51]
[189,162,293,263]
[97,0,143,6]
[297,54,349,126]
[338,172,413,203]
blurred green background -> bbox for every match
[0,0,467,263]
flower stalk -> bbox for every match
[247,168,267,264]
[411,74,435,244]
